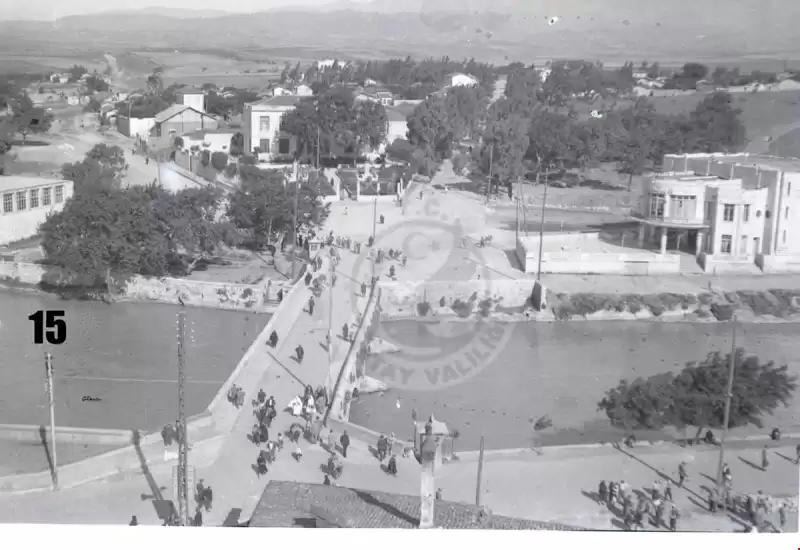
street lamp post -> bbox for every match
[715,314,737,492]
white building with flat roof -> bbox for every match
[0,176,74,246]
[242,96,301,162]
[638,153,800,273]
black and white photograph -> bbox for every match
[0,0,797,539]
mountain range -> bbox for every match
[0,1,798,66]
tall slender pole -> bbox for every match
[317,125,321,169]
[371,196,377,282]
[176,312,189,527]
[45,352,59,490]
[291,167,300,279]
[536,168,549,280]
[328,249,334,370]
[487,145,493,203]
[715,314,737,491]
[475,436,485,506]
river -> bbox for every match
[0,289,270,431]
[349,319,800,451]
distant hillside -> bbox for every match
[0,3,798,65]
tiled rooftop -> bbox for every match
[248,481,586,530]
[250,95,305,109]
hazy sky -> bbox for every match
[0,0,367,20]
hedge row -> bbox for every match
[553,292,700,320]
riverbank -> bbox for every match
[0,260,291,313]
[377,279,800,325]
[350,319,800,451]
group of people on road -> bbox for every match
[598,478,680,531]
[226,385,245,409]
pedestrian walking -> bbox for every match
[653,499,665,528]
[361,282,367,296]
[269,330,278,348]
[277,288,284,302]
[664,480,673,502]
[130,516,138,526]
[332,273,337,287]
[193,509,203,526]
[340,430,350,458]
[609,481,619,507]
[342,323,349,341]
[323,474,331,486]
[669,507,679,531]
[327,429,336,453]
[296,345,304,363]
[761,446,769,470]
[796,443,800,464]
[678,462,688,487]
[308,296,315,315]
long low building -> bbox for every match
[0,176,73,246]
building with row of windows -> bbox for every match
[636,153,800,273]
[0,176,73,246]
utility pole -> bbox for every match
[715,314,737,492]
[475,436,485,506]
[327,248,334,371]
[486,145,493,204]
[371,196,378,282]
[317,126,321,169]
[536,167,549,281]
[291,165,300,280]
[176,311,189,527]
[44,352,59,490]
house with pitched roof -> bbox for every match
[149,104,218,140]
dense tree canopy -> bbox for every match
[226,165,330,249]
[40,185,237,286]
[598,348,797,440]
[281,87,387,165]
[61,144,128,194]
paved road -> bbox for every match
[437,439,799,532]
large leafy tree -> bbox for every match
[226,165,330,249]
[597,348,797,441]
[62,144,128,195]
[476,98,530,195]
[685,91,746,153]
[39,184,236,287]
[9,93,51,144]
[281,87,387,165]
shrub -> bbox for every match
[200,150,211,167]
[478,298,492,317]
[241,155,256,165]
[768,289,800,311]
[224,163,238,177]
[697,292,714,306]
[658,293,686,311]
[439,297,446,307]
[624,294,644,314]
[451,299,472,318]
[416,301,431,316]
[711,302,735,321]
[642,295,665,316]
[211,151,228,171]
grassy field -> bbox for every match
[571,89,800,144]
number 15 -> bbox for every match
[29,310,67,345]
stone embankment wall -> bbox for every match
[325,284,382,423]
[0,261,291,313]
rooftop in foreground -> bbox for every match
[249,481,586,530]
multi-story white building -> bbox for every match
[242,96,301,161]
[0,177,74,246]
[637,153,800,272]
